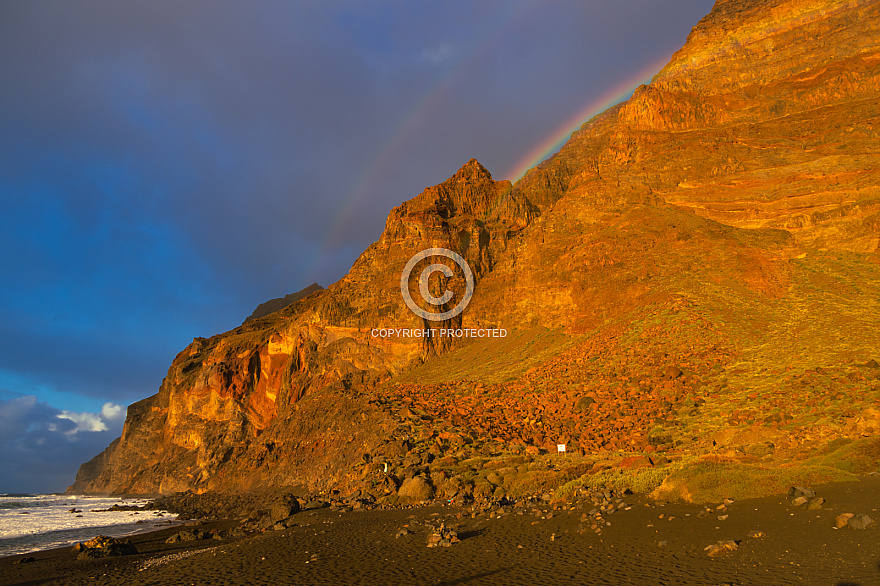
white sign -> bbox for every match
[557,444,566,453]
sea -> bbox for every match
[0,494,178,557]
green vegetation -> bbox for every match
[649,457,859,503]
[566,463,680,497]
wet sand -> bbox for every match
[3,476,880,586]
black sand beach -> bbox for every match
[3,476,880,586]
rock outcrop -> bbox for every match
[69,0,880,497]
[243,283,323,324]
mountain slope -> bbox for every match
[70,0,880,501]
[243,283,323,324]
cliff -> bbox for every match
[516,0,880,252]
[70,0,880,499]
[69,159,534,494]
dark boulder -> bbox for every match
[848,513,874,530]
[787,486,815,499]
[72,535,137,560]
[270,494,301,522]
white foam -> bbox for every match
[0,494,175,556]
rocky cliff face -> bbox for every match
[69,159,533,494]
[516,0,880,253]
[70,0,880,497]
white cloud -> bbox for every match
[2,396,125,438]
[100,402,124,421]
[0,395,126,492]
[55,401,125,436]
[56,410,108,434]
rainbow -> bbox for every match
[504,54,672,182]
[310,21,674,282]
[313,1,531,279]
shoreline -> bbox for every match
[0,494,179,559]
[3,476,880,585]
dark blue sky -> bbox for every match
[0,0,716,493]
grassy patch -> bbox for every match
[503,462,592,499]
[649,456,859,503]
[556,466,675,501]
[808,436,880,474]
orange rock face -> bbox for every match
[590,0,880,252]
[69,0,880,496]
